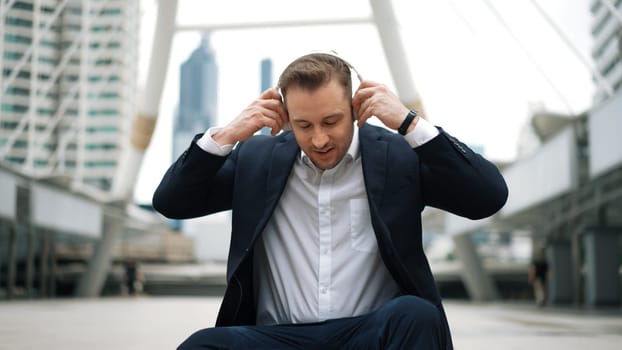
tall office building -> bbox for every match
[0,0,138,196]
[259,57,272,136]
[169,33,218,232]
[173,33,218,160]
[590,0,622,104]
[260,57,272,92]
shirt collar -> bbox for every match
[300,123,360,168]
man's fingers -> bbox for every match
[354,91,375,126]
[265,98,288,124]
[250,88,289,135]
[257,104,289,133]
[260,87,281,100]
[259,114,283,135]
[357,113,371,128]
[355,101,373,128]
[352,82,378,112]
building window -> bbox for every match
[6,87,30,96]
[3,51,24,61]
[41,6,55,14]
[34,159,49,167]
[1,104,27,113]
[36,108,54,116]
[38,56,57,65]
[1,121,19,129]
[85,160,116,168]
[14,140,28,149]
[5,17,32,28]
[4,34,32,45]
[3,69,30,79]
[14,1,34,11]
[101,8,122,16]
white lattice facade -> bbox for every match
[590,0,622,104]
[0,0,138,196]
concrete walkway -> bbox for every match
[0,297,620,349]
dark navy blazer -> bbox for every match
[153,123,509,350]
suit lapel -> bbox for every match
[359,124,388,207]
[253,133,299,240]
[250,127,388,242]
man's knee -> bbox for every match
[177,327,241,350]
[382,295,442,329]
[364,296,445,349]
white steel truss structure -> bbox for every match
[0,0,138,200]
[590,0,622,104]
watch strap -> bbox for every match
[398,110,418,135]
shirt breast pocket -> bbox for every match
[349,198,378,253]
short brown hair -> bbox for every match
[277,53,354,106]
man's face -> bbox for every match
[286,79,354,170]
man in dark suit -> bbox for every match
[153,53,508,349]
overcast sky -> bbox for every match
[134,0,594,204]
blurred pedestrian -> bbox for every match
[528,256,549,307]
[123,259,144,296]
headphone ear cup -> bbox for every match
[279,92,291,131]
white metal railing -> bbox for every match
[598,0,622,25]
[0,0,70,165]
[25,0,42,173]
[0,0,18,18]
[51,12,137,195]
[0,0,69,96]
[45,68,125,178]
[0,0,132,181]
[29,24,131,177]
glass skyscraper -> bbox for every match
[259,57,272,136]
[173,32,218,160]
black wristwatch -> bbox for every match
[398,110,418,135]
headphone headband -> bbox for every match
[305,50,363,83]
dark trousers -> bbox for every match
[178,295,444,350]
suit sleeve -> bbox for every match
[416,128,508,219]
[152,134,237,219]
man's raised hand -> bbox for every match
[352,80,413,132]
[214,88,288,146]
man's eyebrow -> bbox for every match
[291,112,344,122]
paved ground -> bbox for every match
[0,297,620,349]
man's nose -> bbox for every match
[311,130,329,149]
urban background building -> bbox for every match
[173,32,218,161]
[590,0,622,103]
[0,0,139,198]
[259,57,272,136]
[0,0,191,300]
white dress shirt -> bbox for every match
[197,119,439,325]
